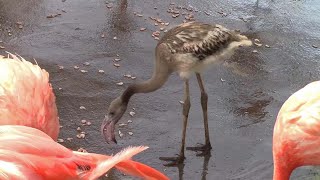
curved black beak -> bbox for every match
[101,115,117,144]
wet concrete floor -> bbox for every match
[1,0,320,179]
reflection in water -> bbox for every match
[0,0,43,24]
[119,0,128,11]
[102,0,136,53]
[235,91,270,119]
[108,0,134,34]
[201,153,211,180]
[177,163,185,180]
[229,90,273,128]
[0,0,44,41]
[174,154,211,180]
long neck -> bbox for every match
[273,155,294,180]
[120,59,170,104]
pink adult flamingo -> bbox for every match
[0,125,169,180]
[273,81,320,180]
[0,53,59,140]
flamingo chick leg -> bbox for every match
[187,73,212,156]
[160,80,190,166]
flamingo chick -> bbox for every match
[0,53,59,140]
[273,81,320,180]
[0,125,169,180]
[101,21,252,165]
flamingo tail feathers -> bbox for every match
[115,160,170,180]
[85,146,148,180]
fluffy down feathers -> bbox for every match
[0,53,59,140]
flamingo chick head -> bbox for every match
[101,96,128,144]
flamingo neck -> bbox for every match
[120,73,168,105]
[120,58,170,105]
[273,157,295,180]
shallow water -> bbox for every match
[1,0,320,179]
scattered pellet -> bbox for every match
[77,132,86,139]
[116,82,124,86]
[119,130,124,138]
[81,119,87,124]
[119,123,127,127]
[254,42,262,47]
[129,111,136,117]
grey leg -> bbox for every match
[187,73,212,155]
[180,80,190,157]
[160,80,190,166]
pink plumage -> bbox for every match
[273,81,320,180]
[0,53,59,140]
[0,125,169,180]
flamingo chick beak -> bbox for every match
[101,116,117,144]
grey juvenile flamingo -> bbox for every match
[101,21,252,165]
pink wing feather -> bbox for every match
[0,53,59,140]
[0,125,169,180]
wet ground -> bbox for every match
[1,0,320,179]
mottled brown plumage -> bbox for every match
[159,22,250,61]
[102,21,252,166]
